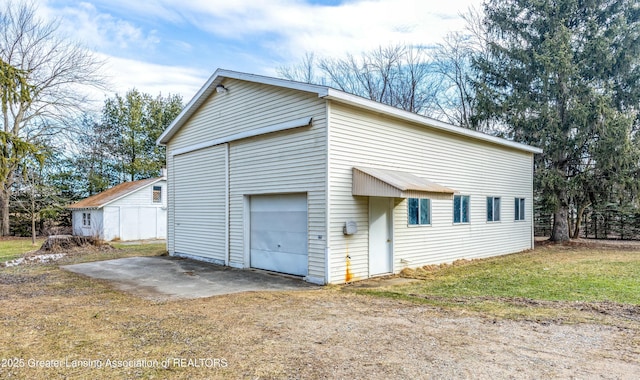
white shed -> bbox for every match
[67,176,167,241]
[157,69,542,284]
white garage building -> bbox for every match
[68,176,167,241]
[157,69,541,285]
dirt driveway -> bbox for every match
[1,266,638,379]
[263,292,639,379]
[2,239,640,379]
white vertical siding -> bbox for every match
[103,181,167,241]
[327,102,535,283]
[166,79,327,281]
[102,206,120,240]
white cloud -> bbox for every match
[174,0,482,60]
[106,55,208,98]
[31,0,484,103]
[38,1,161,52]
[48,0,481,60]
[83,54,209,105]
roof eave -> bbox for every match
[66,177,165,210]
[157,68,542,155]
[100,177,165,207]
[156,69,330,146]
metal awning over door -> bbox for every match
[352,167,456,198]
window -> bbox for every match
[515,198,526,221]
[153,186,162,203]
[487,197,501,222]
[453,195,470,224]
[408,198,431,225]
[82,212,91,227]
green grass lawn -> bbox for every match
[0,238,166,263]
[358,245,640,313]
[0,238,45,262]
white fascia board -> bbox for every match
[322,89,543,154]
[157,69,223,146]
[171,116,313,156]
[157,69,328,146]
[217,70,330,96]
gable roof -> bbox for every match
[67,177,165,210]
[157,69,542,154]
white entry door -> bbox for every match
[369,197,392,275]
[250,194,308,276]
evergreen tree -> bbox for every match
[102,89,182,182]
[474,0,640,241]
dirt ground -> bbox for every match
[0,246,639,379]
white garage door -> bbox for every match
[173,145,226,263]
[250,194,308,276]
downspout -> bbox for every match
[225,143,230,266]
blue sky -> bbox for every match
[36,0,483,103]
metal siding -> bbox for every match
[167,79,328,280]
[173,145,227,263]
[166,157,175,254]
[352,167,455,196]
[228,124,327,280]
[328,102,535,283]
[170,79,324,151]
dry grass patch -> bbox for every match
[1,243,639,379]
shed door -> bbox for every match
[120,207,157,241]
[173,145,226,263]
[250,194,308,276]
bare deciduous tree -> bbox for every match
[278,44,441,115]
[0,0,106,235]
[430,32,476,128]
[277,52,320,85]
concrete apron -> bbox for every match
[62,256,315,301]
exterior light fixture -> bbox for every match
[216,84,228,94]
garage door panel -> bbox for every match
[249,230,308,254]
[250,211,308,233]
[250,194,308,276]
[250,195,307,211]
[250,249,308,277]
